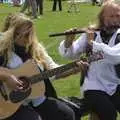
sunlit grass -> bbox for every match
[2,2,119,120]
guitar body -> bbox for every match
[0,60,45,119]
[0,59,81,119]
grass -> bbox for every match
[2,2,119,120]
[0,1,101,97]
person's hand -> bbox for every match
[76,60,89,73]
[64,28,77,48]
[86,28,94,45]
[0,67,23,90]
[5,74,23,90]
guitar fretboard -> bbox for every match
[30,60,79,84]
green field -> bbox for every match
[0,1,101,96]
[1,2,119,120]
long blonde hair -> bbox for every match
[0,13,48,68]
[2,13,28,32]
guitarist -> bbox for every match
[0,14,42,120]
[0,13,85,120]
[58,1,120,120]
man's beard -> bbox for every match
[101,23,120,35]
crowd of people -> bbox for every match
[0,0,63,18]
[0,0,108,19]
[0,0,120,120]
[20,0,63,18]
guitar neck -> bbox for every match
[30,60,79,84]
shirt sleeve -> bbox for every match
[92,41,120,64]
[58,33,88,60]
[43,53,60,81]
[37,43,59,69]
[44,52,59,69]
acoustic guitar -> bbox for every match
[0,59,81,119]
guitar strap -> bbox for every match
[38,68,58,98]
[44,77,58,98]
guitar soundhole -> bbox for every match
[9,76,31,103]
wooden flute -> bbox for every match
[49,28,99,37]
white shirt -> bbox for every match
[59,29,120,95]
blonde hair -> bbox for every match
[0,13,48,68]
[2,13,29,32]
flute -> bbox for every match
[49,28,100,37]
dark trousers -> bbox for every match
[21,0,30,13]
[21,0,37,18]
[4,105,41,120]
[34,97,75,120]
[29,0,37,18]
[84,85,120,120]
[52,0,62,11]
[36,0,43,15]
